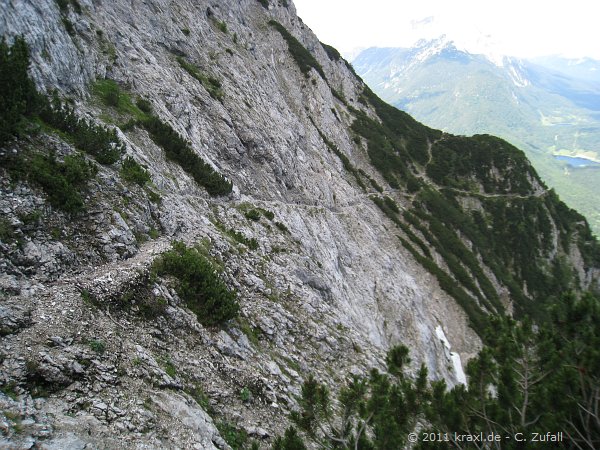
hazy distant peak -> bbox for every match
[409,34,506,68]
[413,35,455,59]
[410,35,533,86]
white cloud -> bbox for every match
[293,0,600,59]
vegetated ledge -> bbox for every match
[268,19,326,80]
[176,57,224,101]
[88,75,231,197]
[139,115,233,196]
[0,37,126,214]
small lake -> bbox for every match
[554,155,600,167]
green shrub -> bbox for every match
[162,359,176,377]
[315,127,365,190]
[244,209,261,221]
[19,210,42,226]
[89,339,106,354]
[0,37,41,145]
[181,28,190,36]
[399,236,486,334]
[135,98,153,114]
[71,0,82,14]
[120,156,151,186]
[152,241,239,326]
[137,295,167,320]
[62,18,76,37]
[55,0,69,11]
[0,38,111,212]
[140,115,232,196]
[55,0,81,13]
[350,87,439,187]
[330,88,346,105]
[272,427,307,450]
[216,20,228,33]
[93,79,150,121]
[225,228,258,250]
[382,196,399,213]
[369,177,383,193]
[177,57,224,100]
[186,384,212,412]
[247,238,259,250]
[256,0,269,8]
[268,20,325,79]
[95,79,120,107]
[216,422,249,449]
[0,382,18,401]
[238,318,261,346]
[240,387,251,402]
[371,195,400,224]
[259,208,275,221]
[146,189,162,204]
[80,289,96,305]
[39,95,125,164]
[320,42,341,61]
[412,187,569,317]
[108,277,168,320]
[13,152,97,214]
[275,221,289,233]
[426,135,533,195]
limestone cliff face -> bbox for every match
[0,0,597,448]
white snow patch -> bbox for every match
[435,326,467,386]
[507,62,530,87]
[435,325,451,349]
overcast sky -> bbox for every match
[293,0,600,60]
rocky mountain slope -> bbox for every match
[353,40,600,235]
[0,1,599,448]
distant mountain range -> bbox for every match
[353,37,600,234]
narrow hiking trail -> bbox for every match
[36,131,549,306]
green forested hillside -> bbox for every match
[345,85,600,333]
[353,45,600,236]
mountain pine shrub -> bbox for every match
[140,115,232,196]
[39,95,125,164]
[244,209,261,221]
[93,79,152,122]
[135,98,153,114]
[0,36,40,145]
[152,241,239,326]
[55,0,81,14]
[320,42,341,62]
[259,208,275,220]
[120,156,151,186]
[23,152,96,213]
[272,427,306,450]
[268,20,325,79]
[216,20,228,34]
